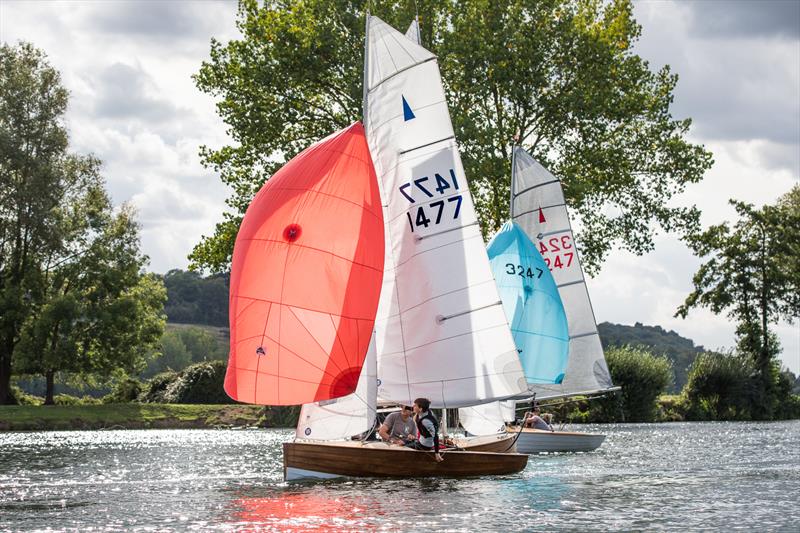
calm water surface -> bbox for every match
[1,421,798,531]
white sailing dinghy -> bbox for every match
[459,147,620,453]
[282,15,529,479]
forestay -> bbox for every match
[364,16,526,408]
[510,147,614,400]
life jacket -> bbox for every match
[415,410,440,452]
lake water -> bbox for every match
[1,421,798,531]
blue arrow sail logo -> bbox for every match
[402,95,415,121]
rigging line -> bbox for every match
[556,279,585,289]
[368,57,437,92]
[514,203,567,221]
[569,331,599,340]
[437,301,502,323]
[414,221,479,242]
[513,179,561,198]
[399,135,454,155]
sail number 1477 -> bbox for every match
[539,234,575,270]
[400,169,462,233]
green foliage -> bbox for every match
[143,326,227,378]
[598,321,703,392]
[0,42,167,403]
[53,393,102,406]
[190,0,711,274]
[677,187,799,418]
[8,385,43,406]
[161,360,233,404]
[102,377,144,404]
[138,371,180,403]
[681,352,755,421]
[592,345,673,422]
[162,269,228,326]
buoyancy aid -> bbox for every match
[415,410,440,452]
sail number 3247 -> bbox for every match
[539,235,574,270]
[400,169,462,232]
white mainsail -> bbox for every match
[295,333,378,440]
[364,15,526,408]
[511,147,614,400]
[404,18,421,45]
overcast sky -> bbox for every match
[1,0,798,373]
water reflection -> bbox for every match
[1,423,798,531]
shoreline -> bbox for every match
[0,404,286,431]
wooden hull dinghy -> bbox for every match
[511,427,605,453]
[283,441,528,481]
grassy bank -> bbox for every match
[0,404,277,431]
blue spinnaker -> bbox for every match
[487,221,569,384]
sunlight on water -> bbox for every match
[1,422,798,531]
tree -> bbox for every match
[1,42,72,403]
[677,186,800,418]
[591,345,672,422]
[0,43,166,403]
[189,0,711,274]
[13,196,167,404]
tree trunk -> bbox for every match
[44,370,55,405]
[0,350,12,405]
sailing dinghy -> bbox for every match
[463,147,619,453]
[280,15,528,479]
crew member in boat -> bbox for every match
[378,405,416,445]
[405,398,444,462]
[524,406,554,431]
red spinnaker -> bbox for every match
[226,123,385,405]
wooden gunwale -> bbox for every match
[283,441,528,479]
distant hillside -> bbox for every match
[598,322,705,393]
[162,269,228,327]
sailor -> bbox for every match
[405,397,444,462]
[378,405,416,445]
[524,405,554,431]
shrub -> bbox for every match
[163,360,232,404]
[53,393,101,405]
[681,352,755,421]
[139,371,179,403]
[591,345,673,422]
[102,377,143,404]
[8,384,43,405]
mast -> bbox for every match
[362,12,370,129]
[509,143,517,218]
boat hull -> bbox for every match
[512,428,606,453]
[452,432,518,453]
[283,441,528,481]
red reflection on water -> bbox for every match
[229,492,385,532]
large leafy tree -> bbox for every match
[191,0,711,274]
[677,186,800,417]
[0,43,166,404]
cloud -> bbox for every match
[85,1,229,41]
[632,0,800,171]
[686,0,800,39]
[91,62,180,123]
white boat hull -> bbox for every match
[513,428,606,453]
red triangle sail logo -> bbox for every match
[538,207,546,224]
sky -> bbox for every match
[1,0,798,373]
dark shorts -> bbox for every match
[404,440,433,451]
